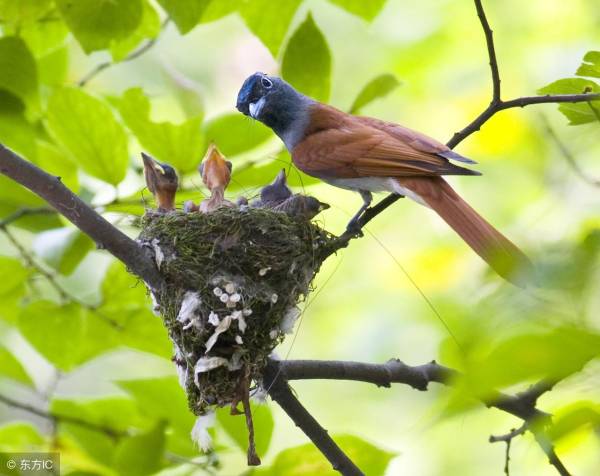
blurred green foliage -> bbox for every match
[0,0,599,475]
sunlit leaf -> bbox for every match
[240,0,302,57]
[114,421,167,476]
[11,16,69,57]
[0,344,32,385]
[46,87,129,185]
[35,140,79,192]
[33,227,94,276]
[203,113,273,157]
[350,74,400,114]
[255,434,395,476]
[55,0,143,53]
[328,0,387,21]
[0,36,39,113]
[0,257,30,297]
[200,0,239,22]
[157,0,210,34]
[0,423,44,452]
[548,401,600,442]
[110,0,161,62]
[538,78,600,125]
[119,87,204,173]
[216,402,273,457]
[38,46,69,86]
[282,13,332,102]
[576,51,600,79]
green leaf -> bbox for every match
[538,78,600,125]
[0,256,29,297]
[33,227,94,276]
[110,0,161,62]
[0,344,32,385]
[282,14,332,102]
[201,0,239,23]
[576,51,600,79]
[13,16,69,57]
[55,0,143,53]
[350,74,400,113]
[328,0,388,21]
[240,0,302,57]
[117,377,195,435]
[35,140,79,192]
[0,0,54,26]
[114,422,167,476]
[203,113,273,157]
[256,435,395,476]
[46,87,129,185]
[0,423,44,452]
[157,0,210,34]
[0,36,39,113]
[119,87,204,173]
[18,301,84,371]
[38,46,69,86]
[548,401,600,442]
[216,402,273,457]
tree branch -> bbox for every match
[474,0,501,103]
[0,144,164,290]
[264,360,365,476]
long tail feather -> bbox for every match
[396,177,532,286]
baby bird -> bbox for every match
[199,143,234,213]
[259,169,292,206]
[142,152,178,212]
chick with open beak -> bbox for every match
[198,143,234,213]
[142,152,179,212]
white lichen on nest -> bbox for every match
[138,207,334,416]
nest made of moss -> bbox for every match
[138,207,334,416]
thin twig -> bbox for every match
[264,360,364,476]
[474,0,501,102]
[0,207,55,227]
[0,393,125,439]
[78,18,170,87]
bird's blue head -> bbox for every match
[236,72,312,147]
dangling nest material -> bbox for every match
[138,207,334,416]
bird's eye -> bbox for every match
[261,77,273,89]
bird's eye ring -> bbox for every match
[261,76,273,89]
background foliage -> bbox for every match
[0,0,599,475]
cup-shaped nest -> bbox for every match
[138,207,334,414]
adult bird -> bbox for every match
[236,72,531,285]
[142,152,178,212]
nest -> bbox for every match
[138,207,334,416]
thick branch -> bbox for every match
[264,360,364,476]
[0,144,164,290]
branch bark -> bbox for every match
[0,144,164,291]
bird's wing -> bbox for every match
[292,116,478,179]
[356,116,477,164]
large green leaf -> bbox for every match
[200,0,239,22]
[548,401,600,442]
[538,78,600,125]
[282,13,332,102]
[328,0,388,21]
[55,0,143,53]
[18,301,84,371]
[38,46,69,86]
[33,227,94,276]
[157,0,210,34]
[12,16,69,57]
[119,87,204,173]
[216,402,273,457]
[46,87,129,185]
[350,74,400,113]
[0,257,30,297]
[576,51,600,79]
[114,422,167,476]
[203,113,273,157]
[0,36,39,112]
[255,435,396,476]
[240,0,302,57]
[0,344,32,385]
[110,0,161,62]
